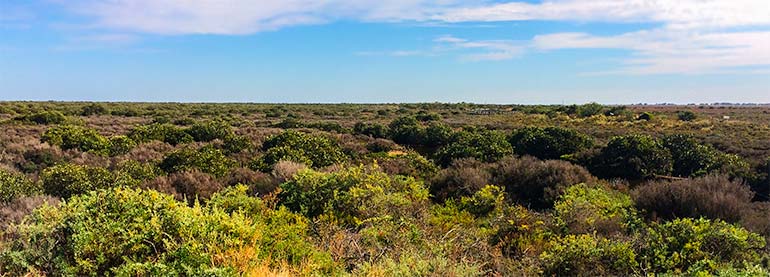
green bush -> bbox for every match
[388,116,426,145]
[80,103,109,116]
[186,120,233,142]
[575,102,605,118]
[278,165,429,226]
[509,126,593,160]
[42,125,111,155]
[677,110,697,121]
[256,130,346,170]
[41,163,138,199]
[423,122,454,147]
[540,234,638,276]
[662,134,752,178]
[434,130,512,167]
[459,185,505,217]
[128,123,193,145]
[108,135,137,156]
[0,169,41,203]
[591,135,673,179]
[14,111,67,125]
[638,218,766,273]
[637,112,654,121]
[353,122,388,138]
[0,187,338,275]
[554,184,642,235]
[159,146,235,177]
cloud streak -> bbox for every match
[46,0,770,74]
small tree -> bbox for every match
[388,116,426,145]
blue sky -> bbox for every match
[1,0,769,104]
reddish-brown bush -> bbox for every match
[430,158,492,202]
[141,170,224,203]
[491,156,597,210]
[632,174,754,223]
[225,167,278,196]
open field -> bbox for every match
[1,102,770,276]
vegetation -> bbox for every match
[1,102,770,275]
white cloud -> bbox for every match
[435,35,524,61]
[532,30,770,74]
[434,0,770,30]
[49,0,770,74]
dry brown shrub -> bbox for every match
[632,174,753,222]
[491,156,597,210]
[122,141,173,163]
[225,167,278,196]
[142,170,224,203]
[272,160,308,183]
[430,158,492,202]
[0,195,60,230]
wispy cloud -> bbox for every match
[42,0,770,74]
[435,35,524,61]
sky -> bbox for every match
[1,0,769,104]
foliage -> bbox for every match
[80,103,109,116]
[554,184,642,235]
[434,129,512,167]
[677,110,697,121]
[278,165,429,227]
[128,123,193,145]
[492,156,597,209]
[591,135,673,179]
[14,111,67,125]
[159,145,235,177]
[633,175,754,223]
[0,169,41,204]
[638,218,766,274]
[256,130,346,170]
[459,185,506,217]
[0,187,338,275]
[388,116,426,145]
[42,125,111,155]
[353,122,388,138]
[41,163,138,199]
[186,120,233,142]
[423,122,454,147]
[509,126,593,160]
[108,135,137,156]
[540,234,638,276]
[662,134,751,178]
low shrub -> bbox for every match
[14,111,66,125]
[554,184,642,235]
[632,175,754,223]
[0,187,338,275]
[128,123,193,145]
[80,103,109,116]
[142,170,225,202]
[278,165,429,227]
[434,129,512,167]
[42,125,111,155]
[159,145,235,177]
[509,126,593,160]
[492,156,597,210]
[353,122,388,138]
[430,158,492,202]
[677,110,697,121]
[186,120,233,142]
[0,169,41,204]
[590,134,672,180]
[638,218,766,273]
[540,234,638,276]
[41,163,138,199]
[256,130,346,171]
